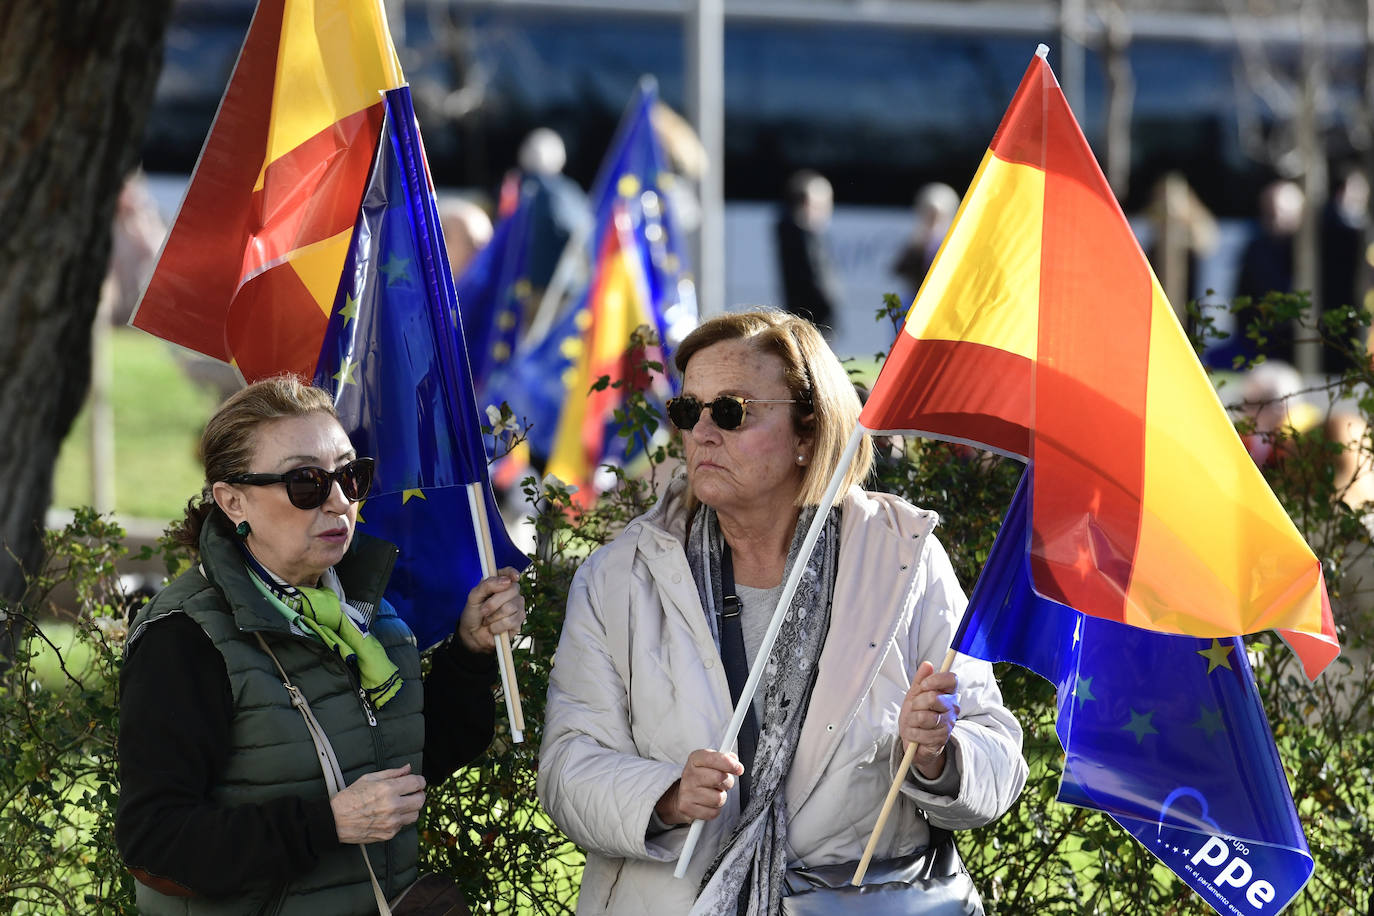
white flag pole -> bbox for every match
[673,425,866,878]
[468,482,525,743]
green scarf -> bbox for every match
[244,566,404,710]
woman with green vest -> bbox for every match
[116,376,525,914]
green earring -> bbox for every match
[235,520,251,538]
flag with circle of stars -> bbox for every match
[453,191,537,410]
[955,468,1313,915]
[486,77,696,478]
[313,86,529,650]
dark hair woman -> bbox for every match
[117,376,524,914]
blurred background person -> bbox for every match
[1234,360,1317,468]
[439,195,494,279]
[774,169,841,334]
[890,182,960,306]
[1229,179,1304,366]
[498,126,592,300]
[1325,408,1374,515]
[104,170,167,328]
[1320,163,1371,374]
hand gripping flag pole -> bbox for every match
[673,427,866,879]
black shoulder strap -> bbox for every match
[718,545,760,811]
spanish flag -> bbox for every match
[130,0,404,382]
[860,49,1339,680]
[545,203,666,502]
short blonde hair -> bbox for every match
[673,308,872,506]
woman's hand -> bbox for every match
[654,749,745,825]
[330,764,426,844]
[456,567,526,653]
[899,660,960,780]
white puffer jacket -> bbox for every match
[537,478,1027,914]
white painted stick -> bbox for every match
[673,427,866,878]
[469,483,525,743]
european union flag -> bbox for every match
[453,192,536,410]
[489,77,696,474]
[313,87,529,650]
[957,468,1313,915]
[582,76,696,349]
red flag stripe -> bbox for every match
[226,266,330,381]
[242,105,384,280]
[1005,60,1152,623]
[861,333,1032,457]
[131,0,285,361]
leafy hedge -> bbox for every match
[3,295,1372,914]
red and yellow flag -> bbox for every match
[860,50,1339,679]
[130,0,404,382]
[546,205,665,503]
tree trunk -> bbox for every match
[0,1,174,645]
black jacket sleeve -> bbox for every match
[421,638,500,783]
[115,615,339,898]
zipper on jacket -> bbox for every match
[357,686,378,727]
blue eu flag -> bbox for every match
[490,77,695,469]
[313,87,529,650]
[453,193,536,411]
[956,468,1313,915]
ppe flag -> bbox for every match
[312,87,529,650]
[858,49,1338,679]
[131,0,404,382]
[957,469,1313,915]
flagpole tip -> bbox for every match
[1035,43,1050,59]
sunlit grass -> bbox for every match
[52,328,223,524]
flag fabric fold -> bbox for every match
[131,0,404,382]
[312,86,528,650]
[858,51,1338,680]
[957,469,1313,915]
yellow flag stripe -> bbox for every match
[901,151,1043,361]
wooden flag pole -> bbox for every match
[469,483,526,742]
[851,646,958,885]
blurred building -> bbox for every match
[145,0,1368,357]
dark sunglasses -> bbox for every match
[225,457,376,510]
[665,395,806,431]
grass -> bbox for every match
[52,328,223,525]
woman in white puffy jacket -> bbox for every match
[538,309,1028,915]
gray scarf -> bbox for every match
[686,504,840,916]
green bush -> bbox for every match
[4,299,1373,914]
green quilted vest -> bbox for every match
[126,515,424,916]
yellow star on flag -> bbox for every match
[401,488,427,504]
[1197,639,1235,674]
[338,292,360,326]
[333,358,358,387]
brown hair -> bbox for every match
[170,375,338,550]
[673,308,872,506]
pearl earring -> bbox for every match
[796,454,805,465]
